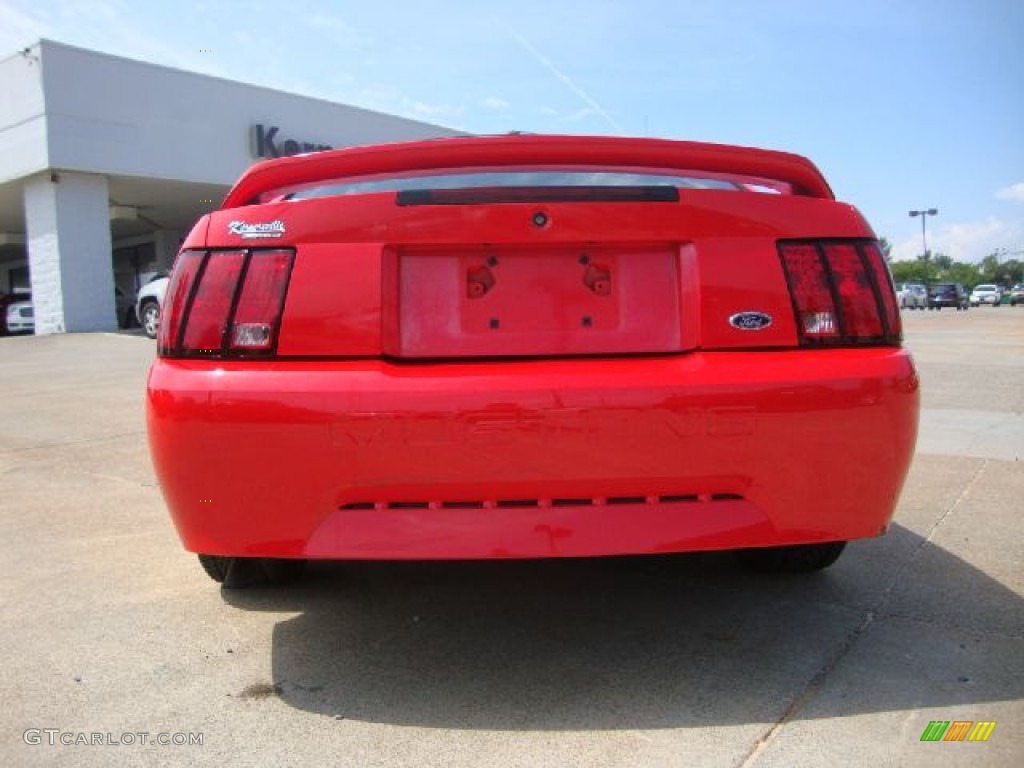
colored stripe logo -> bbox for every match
[920,720,996,742]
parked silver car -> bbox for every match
[894,283,909,306]
[4,286,134,334]
[901,283,928,310]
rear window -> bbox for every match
[264,167,791,203]
[974,285,996,291]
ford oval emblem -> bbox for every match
[729,311,773,331]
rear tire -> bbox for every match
[735,541,846,573]
[197,554,307,588]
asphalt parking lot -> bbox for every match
[1,309,1021,767]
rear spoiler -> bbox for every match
[222,135,834,208]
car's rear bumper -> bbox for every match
[147,349,919,559]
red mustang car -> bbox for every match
[146,135,919,587]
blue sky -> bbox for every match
[2,0,1022,262]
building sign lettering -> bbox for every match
[252,124,333,159]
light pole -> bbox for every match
[909,208,938,259]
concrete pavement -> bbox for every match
[0,308,1021,767]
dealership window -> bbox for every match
[113,242,157,294]
[8,265,30,293]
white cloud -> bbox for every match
[231,29,254,47]
[305,13,346,31]
[890,236,925,262]
[563,107,598,122]
[481,96,510,111]
[996,183,1024,203]
[303,12,365,50]
[892,216,1024,263]
[402,98,465,120]
[0,3,53,52]
[508,30,623,134]
[17,0,229,80]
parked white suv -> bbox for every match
[136,274,169,338]
[969,284,1002,307]
[5,299,34,333]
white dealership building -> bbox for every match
[0,39,459,333]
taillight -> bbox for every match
[779,240,901,346]
[229,250,293,351]
[778,243,839,340]
[157,250,203,355]
[158,248,294,358]
[861,240,901,336]
[181,251,245,353]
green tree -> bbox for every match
[872,240,1020,289]
[889,261,909,282]
[979,254,1001,283]
[977,253,1022,287]
[890,259,937,284]
[878,237,893,262]
[1001,259,1023,286]
[943,262,980,288]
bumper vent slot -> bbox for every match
[551,498,593,508]
[607,496,648,505]
[340,494,743,511]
